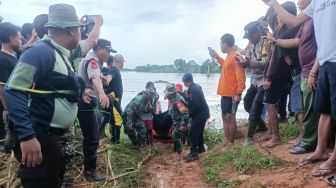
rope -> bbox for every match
[0,82,75,95]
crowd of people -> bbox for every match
[0,0,336,187]
[207,0,336,185]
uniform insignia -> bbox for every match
[90,60,98,69]
[176,100,187,113]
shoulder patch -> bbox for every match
[176,100,187,113]
[89,60,98,69]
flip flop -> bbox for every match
[311,165,336,177]
[327,175,336,187]
[289,145,313,155]
[299,157,328,166]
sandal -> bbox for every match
[311,165,336,177]
[289,145,313,155]
[327,175,336,187]
[299,157,328,166]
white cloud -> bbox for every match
[0,0,293,68]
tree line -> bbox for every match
[125,59,222,74]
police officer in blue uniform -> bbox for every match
[182,73,210,161]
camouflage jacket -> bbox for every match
[123,94,153,125]
[170,94,190,128]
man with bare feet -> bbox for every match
[262,1,298,148]
[263,0,336,178]
[267,0,319,155]
[209,34,246,147]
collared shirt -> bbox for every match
[245,39,269,87]
[78,51,102,90]
[304,0,336,65]
[5,35,78,141]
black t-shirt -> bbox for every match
[0,51,18,110]
[278,27,301,76]
[102,67,123,100]
[265,26,299,81]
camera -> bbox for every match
[80,15,97,40]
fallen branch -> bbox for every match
[6,151,14,188]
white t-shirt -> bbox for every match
[303,0,336,65]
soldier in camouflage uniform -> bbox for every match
[165,84,190,154]
[123,88,158,147]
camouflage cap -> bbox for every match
[146,88,159,100]
[165,84,177,95]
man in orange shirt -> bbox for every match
[209,33,246,145]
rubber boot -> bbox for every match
[256,119,268,133]
[244,120,258,147]
[99,123,107,139]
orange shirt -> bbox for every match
[216,51,246,97]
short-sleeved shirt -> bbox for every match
[303,0,336,65]
[102,66,123,100]
[296,19,318,78]
[245,38,269,87]
[78,51,102,90]
[5,36,78,141]
[0,51,17,110]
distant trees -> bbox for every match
[133,58,221,74]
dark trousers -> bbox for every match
[0,108,5,140]
[278,82,291,120]
[78,102,100,172]
[110,124,121,144]
[248,85,265,122]
[189,116,207,154]
[13,129,66,188]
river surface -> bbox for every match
[121,72,250,128]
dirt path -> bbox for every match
[144,143,211,188]
[235,141,331,188]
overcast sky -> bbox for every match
[0,0,292,68]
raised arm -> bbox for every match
[86,15,104,49]
[263,0,310,27]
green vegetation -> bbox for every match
[133,58,222,73]
[204,128,224,150]
[201,146,284,188]
[279,117,300,140]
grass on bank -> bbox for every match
[0,122,154,188]
[201,119,299,188]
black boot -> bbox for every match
[84,170,106,182]
[99,123,108,139]
[244,120,258,147]
[256,119,268,133]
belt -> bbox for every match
[49,127,67,136]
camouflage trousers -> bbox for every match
[124,119,147,146]
[62,126,75,186]
[172,126,183,153]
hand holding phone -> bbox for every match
[208,47,218,58]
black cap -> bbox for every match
[97,39,117,53]
[243,21,260,39]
